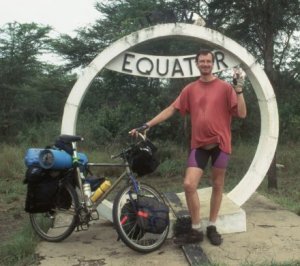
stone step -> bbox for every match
[165,187,246,237]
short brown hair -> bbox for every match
[195,49,215,63]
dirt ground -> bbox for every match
[34,192,300,266]
[1,188,299,266]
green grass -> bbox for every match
[0,222,39,266]
[0,143,26,180]
[0,141,299,265]
[257,143,300,215]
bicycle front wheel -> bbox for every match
[113,183,169,253]
[29,182,79,242]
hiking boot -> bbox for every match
[206,225,223,246]
[174,229,204,245]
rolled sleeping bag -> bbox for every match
[39,149,72,169]
[38,149,88,169]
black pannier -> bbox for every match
[24,167,64,213]
[137,196,169,234]
[128,140,159,176]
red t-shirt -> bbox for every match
[172,78,238,154]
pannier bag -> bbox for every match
[137,196,169,234]
[24,167,72,213]
[24,167,59,213]
[129,139,159,176]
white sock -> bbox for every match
[192,223,203,232]
[208,221,216,227]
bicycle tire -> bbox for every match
[113,183,169,253]
[29,182,79,242]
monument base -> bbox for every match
[166,187,246,237]
[97,187,247,237]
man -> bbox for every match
[130,49,247,246]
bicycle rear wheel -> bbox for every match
[29,182,79,242]
[113,183,169,253]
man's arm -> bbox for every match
[129,104,177,136]
[235,90,247,118]
[146,105,177,127]
[233,68,247,118]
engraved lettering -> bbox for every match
[183,56,195,75]
[156,58,169,76]
[214,51,228,70]
[172,59,184,76]
[122,53,135,73]
[136,57,153,75]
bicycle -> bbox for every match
[26,133,170,253]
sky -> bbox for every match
[0,0,100,36]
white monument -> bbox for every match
[60,23,279,233]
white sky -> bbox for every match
[0,0,100,35]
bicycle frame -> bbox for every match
[71,141,140,212]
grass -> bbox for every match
[0,141,299,265]
[0,222,39,266]
[257,143,300,215]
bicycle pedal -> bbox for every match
[91,210,99,220]
[81,224,89,231]
[75,226,81,232]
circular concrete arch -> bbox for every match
[61,23,279,206]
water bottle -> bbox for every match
[85,176,105,192]
[90,179,111,203]
[83,183,92,207]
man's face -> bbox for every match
[196,53,214,76]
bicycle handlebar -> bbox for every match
[135,124,149,132]
[110,133,146,160]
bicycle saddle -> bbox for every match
[58,135,83,143]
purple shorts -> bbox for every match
[187,146,230,170]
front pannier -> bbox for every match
[137,196,169,234]
[128,140,159,176]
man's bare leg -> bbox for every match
[209,167,226,222]
[173,167,204,244]
[183,167,203,225]
[206,167,225,246]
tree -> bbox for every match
[50,0,300,155]
[0,22,76,140]
[201,0,300,188]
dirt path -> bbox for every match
[35,193,300,266]
[201,193,300,265]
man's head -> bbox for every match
[195,49,214,76]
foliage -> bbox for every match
[0,1,299,145]
[200,0,300,142]
[0,22,76,142]
[0,143,25,182]
[50,0,300,144]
